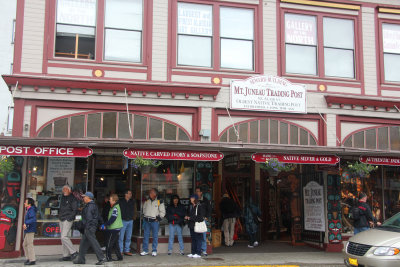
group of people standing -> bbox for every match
[22,186,212,265]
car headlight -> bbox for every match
[373,247,400,256]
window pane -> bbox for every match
[378,127,389,150]
[390,126,400,150]
[285,14,316,45]
[300,128,308,145]
[323,18,354,49]
[324,48,354,78]
[178,35,211,67]
[382,23,400,54]
[54,118,68,138]
[286,44,317,75]
[57,0,96,26]
[354,131,364,148]
[280,122,288,144]
[384,54,400,82]
[310,136,317,146]
[290,125,298,145]
[270,120,278,144]
[57,24,95,36]
[70,115,84,138]
[164,122,177,141]
[178,3,212,36]
[221,39,253,70]
[118,113,132,139]
[178,128,190,141]
[220,131,227,142]
[38,124,52,138]
[343,137,352,147]
[87,113,101,137]
[228,127,237,142]
[239,123,248,143]
[149,118,162,139]
[105,0,142,30]
[365,129,376,149]
[104,29,141,62]
[250,121,258,143]
[103,112,117,138]
[220,7,253,39]
[134,115,147,139]
[260,120,268,143]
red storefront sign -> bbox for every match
[0,146,93,157]
[123,149,224,161]
[251,153,339,165]
[360,156,400,166]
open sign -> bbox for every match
[42,223,61,237]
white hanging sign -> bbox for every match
[303,181,325,232]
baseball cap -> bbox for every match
[189,194,198,200]
[83,192,94,199]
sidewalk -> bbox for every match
[0,242,346,267]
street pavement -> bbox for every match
[0,241,346,267]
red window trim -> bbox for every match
[377,18,400,93]
[279,8,363,86]
[169,0,262,75]
[46,0,151,68]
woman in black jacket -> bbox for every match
[166,195,186,255]
[185,194,205,258]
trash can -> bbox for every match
[212,229,221,248]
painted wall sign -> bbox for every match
[251,153,339,165]
[285,14,316,46]
[0,146,93,157]
[178,3,212,36]
[124,149,224,161]
[57,0,96,26]
[230,75,306,113]
[303,181,325,232]
[383,24,400,54]
[360,156,400,166]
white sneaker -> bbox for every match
[140,251,148,256]
[254,241,259,247]
[192,254,201,258]
[187,254,193,258]
[248,245,254,248]
[152,251,157,257]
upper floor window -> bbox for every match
[53,0,144,63]
[284,12,356,79]
[177,2,255,70]
[55,0,97,59]
[104,0,143,62]
[382,23,400,83]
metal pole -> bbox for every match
[381,167,385,221]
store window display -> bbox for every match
[27,157,88,238]
[139,160,194,237]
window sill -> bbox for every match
[282,74,361,86]
[172,66,260,75]
[49,56,148,69]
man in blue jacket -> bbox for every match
[73,192,106,265]
[166,195,186,255]
[23,198,37,265]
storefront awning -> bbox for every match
[251,153,340,165]
[123,149,224,161]
[360,155,400,166]
[0,145,93,157]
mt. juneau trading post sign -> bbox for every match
[230,75,306,113]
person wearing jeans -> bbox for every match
[186,194,205,258]
[119,190,136,256]
[166,195,185,255]
[196,187,211,256]
[140,189,165,257]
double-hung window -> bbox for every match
[177,3,213,67]
[104,0,143,63]
[284,12,356,79]
[382,23,400,82]
[177,2,255,71]
[55,0,97,59]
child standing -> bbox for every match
[101,194,123,262]
[23,198,37,265]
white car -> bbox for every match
[343,212,400,267]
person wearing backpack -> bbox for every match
[353,192,381,234]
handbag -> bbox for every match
[194,205,207,233]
